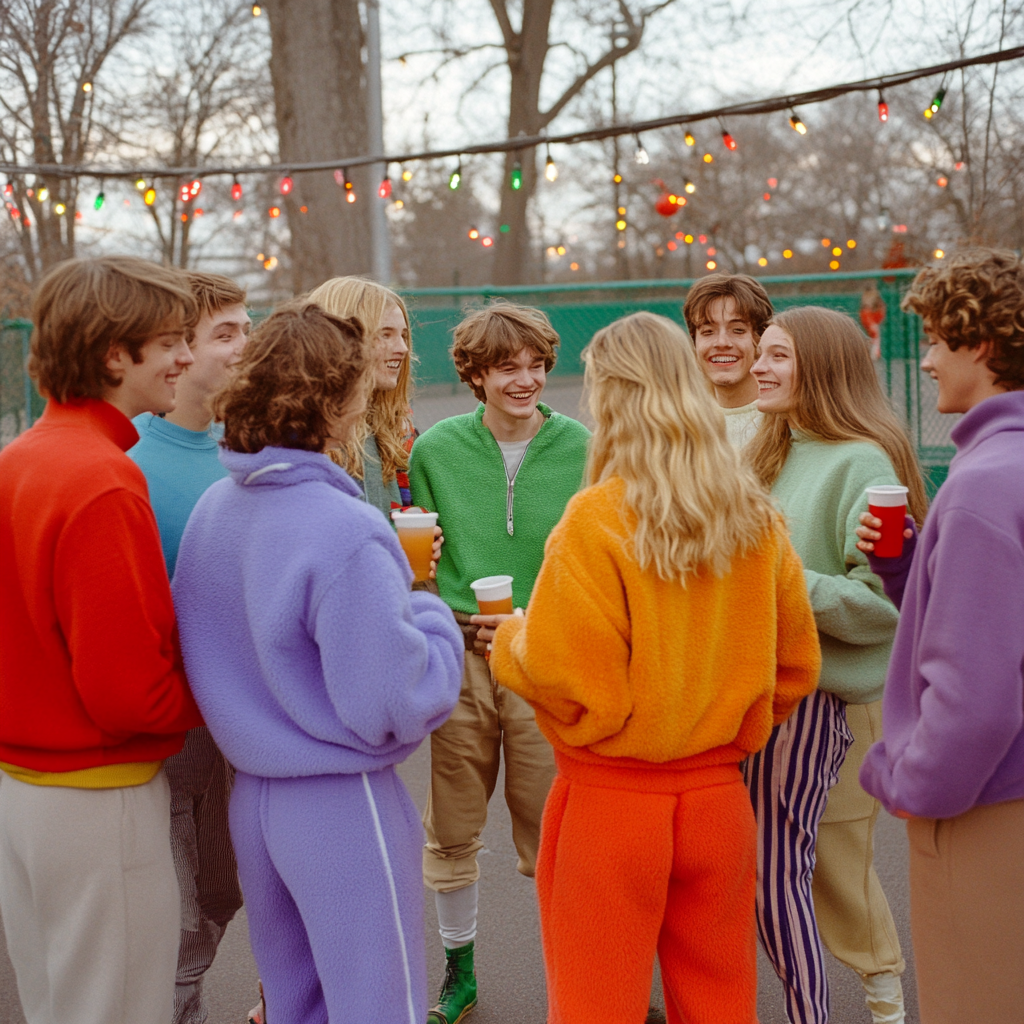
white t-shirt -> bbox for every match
[496,438,531,480]
[723,401,762,450]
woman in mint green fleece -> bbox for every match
[746,307,928,1024]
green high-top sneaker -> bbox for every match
[426,942,477,1024]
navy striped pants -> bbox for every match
[743,690,853,1024]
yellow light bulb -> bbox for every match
[703,153,713,163]
[615,219,627,231]
[37,187,49,202]
[402,169,413,182]
[54,202,66,215]
[758,257,768,267]
[829,260,840,270]
[832,247,842,257]
[783,249,793,258]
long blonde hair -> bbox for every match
[746,306,928,524]
[306,277,413,482]
[584,312,777,583]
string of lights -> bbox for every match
[1,44,1021,185]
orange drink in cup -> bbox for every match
[391,510,438,583]
[470,575,514,615]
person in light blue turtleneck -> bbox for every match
[128,272,251,1024]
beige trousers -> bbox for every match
[423,648,556,892]
[813,701,905,977]
[908,798,1024,1024]
[0,770,180,1024]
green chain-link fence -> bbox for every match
[1,268,950,492]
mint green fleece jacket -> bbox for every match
[408,403,590,614]
[771,434,900,704]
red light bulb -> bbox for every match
[378,177,392,199]
[279,176,293,195]
[878,101,889,122]
[231,181,243,201]
[721,131,737,151]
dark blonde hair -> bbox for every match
[185,271,247,324]
[902,248,1024,389]
[215,302,369,454]
[683,273,774,341]
[307,277,413,482]
[585,312,777,582]
[747,306,928,524]
[452,303,559,402]
[28,255,197,402]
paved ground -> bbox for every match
[0,377,923,1023]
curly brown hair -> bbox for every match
[902,248,1024,390]
[451,302,559,402]
[683,273,774,342]
[215,302,370,454]
[28,255,197,402]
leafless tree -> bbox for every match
[0,0,151,278]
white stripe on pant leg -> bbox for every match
[362,772,417,1024]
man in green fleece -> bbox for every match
[409,303,590,1024]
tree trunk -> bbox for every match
[490,0,552,286]
[265,0,372,294]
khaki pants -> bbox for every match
[423,648,556,892]
[0,770,180,1024]
[813,701,905,977]
[908,798,1024,1024]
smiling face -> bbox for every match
[373,303,410,392]
[751,324,798,415]
[181,302,251,405]
[920,331,1000,414]
[693,296,760,407]
[104,324,195,419]
[472,345,547,426]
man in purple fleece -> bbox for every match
[855,248,1024,1024]
[172,304,463,1024]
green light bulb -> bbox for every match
[510,163,523,190]
[449,167,461,190]
[94,191,105,210]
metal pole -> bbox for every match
[365,0,392,284]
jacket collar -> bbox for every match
[39,398,139,452]
[219,445,362,497]
[950,390,1024,458]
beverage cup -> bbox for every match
[391,510,438,583]
[470,575,514,616]
[865,485,909,557]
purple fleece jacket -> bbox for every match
[172,446,463,778]
[860,390,1024,819]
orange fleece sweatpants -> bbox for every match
[536,754,759,1024]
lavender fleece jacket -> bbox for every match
[860,391,1024,819]
[172,446,463,779]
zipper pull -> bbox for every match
[507,479,514,536]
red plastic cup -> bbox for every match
[866,485,909,557]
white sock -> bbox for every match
[435,883,478,949]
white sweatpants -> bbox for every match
[0,770,180,1024]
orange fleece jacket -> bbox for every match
[491,478,820,766]
[0,399,202,773]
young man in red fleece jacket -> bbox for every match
[0,255,204,1024]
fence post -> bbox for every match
[21,327,33,430]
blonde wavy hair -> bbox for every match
[306,277,413,482]
[746,306,928,524]
[584,312,777,583]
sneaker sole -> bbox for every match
[427,998,478,1024]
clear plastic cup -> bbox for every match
[470,575,514,615]
[391,510,438,582]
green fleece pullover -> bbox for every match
[771,434,900,704]
[409,403,590,614]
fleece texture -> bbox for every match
[230,767,427,1024]
[0,399,200,776]
[408,403,590,614]
[172,445,464,779]
[490,477,821,766]
[860,390,1024,819]
[536,756,758,1024]
[770,435,901,704]
[128,413,226,578]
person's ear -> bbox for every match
[971,340,995,365]
[104,343,130,378]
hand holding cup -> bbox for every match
[856,511,915,555]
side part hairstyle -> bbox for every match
[307,276,413,482]
[584,311,777,583]
[185,271,247,324]
[902,247,1024,390]
[215,302,369,454]
[451,302,559,402]
[28,255,197,402]
[746,306,928,523]
[682,272,774,342]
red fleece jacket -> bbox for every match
[0,399,201,772]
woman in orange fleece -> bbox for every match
[490,311,821,1024]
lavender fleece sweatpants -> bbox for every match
[229,767,427,1024]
